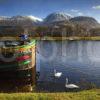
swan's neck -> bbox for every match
[66,78,68,84]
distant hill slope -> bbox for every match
[70,16,99,28]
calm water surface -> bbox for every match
[36,40,100,87]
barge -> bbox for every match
[0,26,36,92]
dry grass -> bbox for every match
[0,89,99,100]
[33,36,100,40]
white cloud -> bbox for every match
[70,9,84,16]
[92,5,100,10]
[71,9,79,13]
[77,12,83,16]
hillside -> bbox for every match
[70,16,99,29]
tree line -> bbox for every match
[31,24,100,37]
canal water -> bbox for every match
[36,40,100,88]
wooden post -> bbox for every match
[31,43,36,85]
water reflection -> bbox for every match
[36,41,100,87]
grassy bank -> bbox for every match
[2,36,100,41]
[0,89,100,100]
[34,36,100,40]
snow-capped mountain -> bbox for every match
[0,15,43,26]
[0,16,10,20]
[44,12,72,24]
[10,15,43,22]
[27,15,43,22]
[0,12,99,28]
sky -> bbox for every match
[0,0,100,22]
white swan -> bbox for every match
[65,78,79,89]
[54,69,62,78]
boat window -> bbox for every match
[5,41,20,47]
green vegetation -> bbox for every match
[33,24,100,37]
[0,89,99,100]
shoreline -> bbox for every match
[1,36,100,41]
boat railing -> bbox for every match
[0,39,36,53]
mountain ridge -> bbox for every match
[0,12,99,28]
